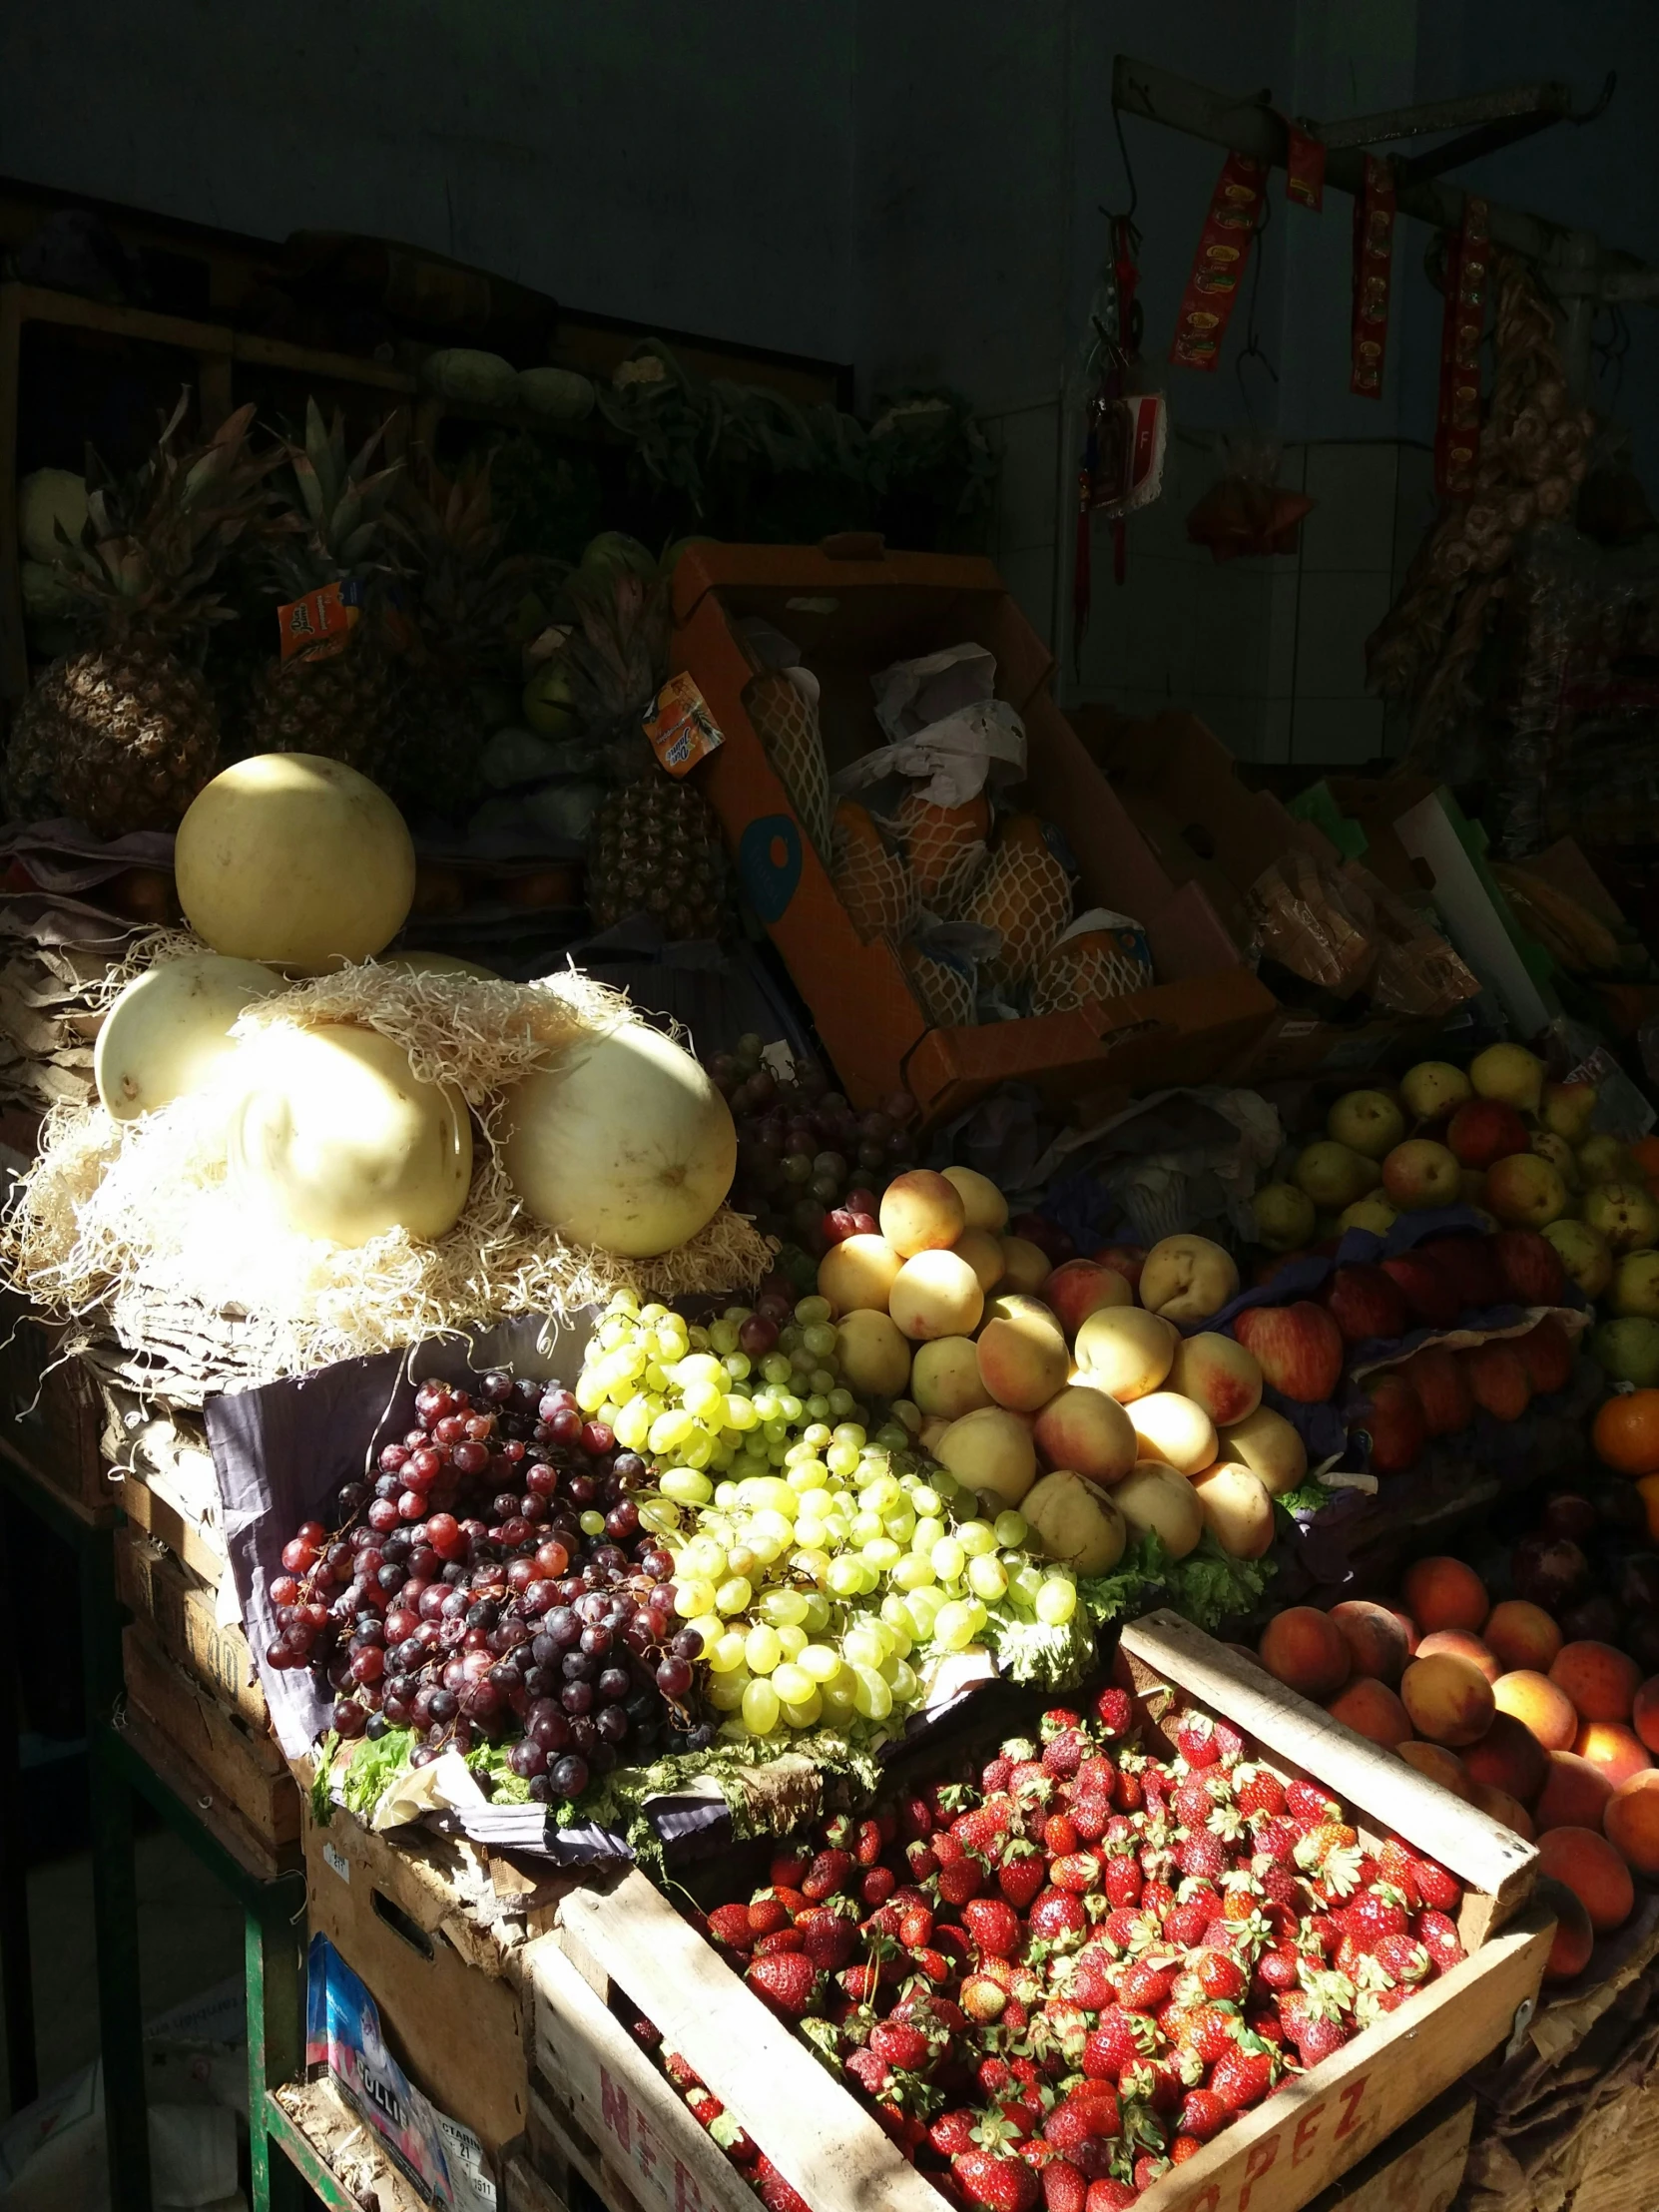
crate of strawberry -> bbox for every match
[526,1612,1552,2212]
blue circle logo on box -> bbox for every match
[739,814,802,923]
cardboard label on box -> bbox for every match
[644,673,723,777]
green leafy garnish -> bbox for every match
[336,1727,417,1819]
[982,1596,1098,1688]
[1275,1482,1331,1517]
[1078,1531,1275,1638]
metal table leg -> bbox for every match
[0,1579,36,2110]
[247,1904,306,2212]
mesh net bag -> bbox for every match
[1031,923,1154,1014]
[831,801,914,943]
[893,792,991,917]
[965,815,1073,982]
[747,668,832,856]
[900,939,978,1028]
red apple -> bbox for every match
[1091,1243,1147,1295]
[1446,1099,1531,1170]
[1517,1316,1574,1394]
[1232,1302,1345,1403]
[1040,1259,1129,1338]
[1322,1263,1408,1344]
[1398,1344,1475,1435]
[1357,1373,1427,1473]
[1011,1213,1073,1264]
[1461,1341,1531,1421]
[1420,1233,1504,1310]
[1487,1230,1567,1308]
[1380,1251,1461,1328]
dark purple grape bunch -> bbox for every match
[265,1368,713,1806]
[705,1034,918,1257]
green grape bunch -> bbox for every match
[574,1289,1084,1748]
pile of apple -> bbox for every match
[1252,1563,1659,1975]
[819,1170,1309,1578]
[1251,1044,1649,1314]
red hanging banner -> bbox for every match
[1434,196,1490,499]
[1349,154,1396,397]
[1169,151,1267,371]
[1285,123,1327,210]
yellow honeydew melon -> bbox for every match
[227,1024,472,1246]
[176,754,415,973]
[379,951,501,981]
[499,1017,737,1258]
[95,954,282,1121]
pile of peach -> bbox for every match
[1255,1564,1655,1949]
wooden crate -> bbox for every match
[1307,2089,1471,2212]
[120,1623,299,1875]
[0,1306,112,1520]
[526,1611,1548,2212]
[115,1527,265,1728]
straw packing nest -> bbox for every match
[3,945,769,1394]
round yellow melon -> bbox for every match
[226,1024,472,1246]
[95,954,283,1121]
[498,1018,736,1258]
[175,754,415,973]
[379,951,501,981]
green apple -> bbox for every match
[1399,1060,1472,1123]
[522,661,579,740]
[1293,1141,1372,1211]
[1589,1316,1659,1387]
[1543,1080,1598,1144]
[1611,1249,1659,1321]
[1469,1042,1544,1113]
[1583,1180,1659,1255]
[1251,1183,1317,1252]
[1543,1217,1613,1298]
[1579,1134,1635,1184]
[1338,1195,1399,1236]
[1327,1089,1406,1160]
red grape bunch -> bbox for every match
[266,1369,711,1804]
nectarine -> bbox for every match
[1633,1675,1659,1754]
[1468,1782,1534,1840]
[1400,1556,1490,1634]
[1535,1750,1615,1834]
[1463,1712,1547,1805]
[1259,1607,1350,1699]
[1493,1670,1579,1752]
[1484,1598,1563,1676]
[1604,1768,1659,1879]
[1326,1677,1412,1748]
[1396,1741,1470,1797]
[1328,1600,1410,1685]
[1415,1629,1500,1684]
[1534,1874,1595,1980]
[1574,1721,1652,1792]
[879,1169,965,1257]
[1552,1640,1641,1724]
[1536,1826,1635,1933]
[1400,1653,1495,1746]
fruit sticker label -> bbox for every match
[277,577,362,663]
[1169,151,1266,371]
[645,673,724,777]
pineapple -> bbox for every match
[572,557,732,940]
[389,452,533,825]
[239,400,408,778]
[4,397,277,835]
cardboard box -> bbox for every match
[671,548,1273,1120]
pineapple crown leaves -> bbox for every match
[60,393,283,640]
[259,399,406,597]
[396,448,539,679]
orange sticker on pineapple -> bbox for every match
[644,672,724,778]
[277,579,360,662]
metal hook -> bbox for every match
[1571,71,1616,125]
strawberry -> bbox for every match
[1010,1760,1054,1807]
[802,1848,854,1901]
[1133,2154,1170,2195]
[1344,1885,1409,1952]
[999,1841,1048,1912]
[1044,1812,1081,1856]
[1028,1890,1088,1946]
[1234,1764,1287,1821]
[1041,2160,1088,2212]
[1254,1943,1301,1992]
[836,1963,879,2003]
[1170,2084,1226,2149]
[1102,1850,1143,1909]
[1175,1712,1225,1769]
[1044,2096,1117,2155]
[844,2047,890,2098]
[869,2018,936,2072]
[746,1951,819,2017]
[749,1894,794,1936]
[898,1793,935,1841]
[931,2111,979,2160]
[1356,1984,1412,2026]
[1068,1795,1112,1846]
[952,2150,1040,2212]
[1113,1766,1144,1814]
[1050,1853,1102,1896]
[1163,1899,1213,1949]
[1177,2003,1241,2066]
[753,1928,805,1957]
[961,1973,1009,2024]
[911,1946,951,1984]
[769,1847,812,1889]
[954,1804,1014,1857]
[1077,1754,1118,1796]
[1287,1781,1341,1826]
[707,1903,757,1950]
[1082,2009,1156,2080]
[1178,1831,1227,1883]
[1118,1956,1177,2011]
[1375,1838,1420,1910]
[797,1910,857,1972]
[1210,2034,1277,2111]
[965,1897,1022,1958]
[663,2051,703,2091]
[938,1854,987,1910]
[1171,1773,1221,1829]
[1193,1948,1247,2001]
[756,2154,812,2212]
[1296,1823,1365,1903]
[1413,1910,1465,1972]
[1082,2183,1136,2211]
[1412,1856,1463,1913]
[898,1903,935,1948]
[1043,1731,1089,1782]
[981,1755,1015,1795]
[1295,2013,1352,2067]
[853,1818,883,1866]
[859,1866,896,1908]
[1374,1935,1431,1985]
[905,1841,940,1883]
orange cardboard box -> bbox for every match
[670,544,1274,1119]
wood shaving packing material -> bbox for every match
[2,947,770,1398]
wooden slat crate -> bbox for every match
[525,1611,1549,2212]
[120,1623,299,1876]
[1308,2089,1472,2212]
[0,1305,112,1520]
[114,1526,266,1728]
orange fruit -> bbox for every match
[1630,1134,1659,1178]
[1638,1474,1659,1543]
[1593,1391,1659,1476]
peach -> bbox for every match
[834,1310,913,1396]
[1093,1243,1147,1294]
[955,1229,1007,1293]
[1190,1462,1275,1559]
[1536,1826,1635,1933]
[910,1337,994,1420]
[1551,1641,1641,1724]
[976,1296,1069,1411]
[1534,1751,1614,1834]
[1112,1464,1204,1560]
[1073,1306,1177,1402]
[888,1250,984,1341]
[1634,1676,1659,1754]
[1400,1556,1490,1634]
[1469,1783,1535,1841]
[1415,1630,1500,1684]
[1126,1391,1217,1476]
[934,1406,1037,1508]
[940,1165,1008,1234]
[1328,1600,1411,1685]
[1493,1670,1579,1752]
[1574,1722,1652,1792]
[1400,1653,1495,1746]
[878,1169,965,1257]
[1139,1234,1240,1324]
[1604,1768,1659,1879]
[1032,1384,1138,1487]
[1326,1677,1413,1748]
[1041,1259,1131,1337]
[997,1237,1053,1295]
[1397,1741,1471,1798]
[1484,1599,1563,1676]
[1217,1405,1308,1496]
[818,1233,903,1316]
[1166,1333,1264,1427]
[1534,1875,1595,1980]
[1464,1713,1548,1805]
[1259,1607,1351,1700]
